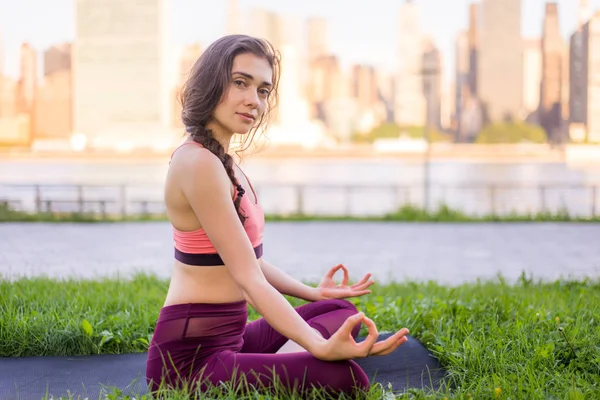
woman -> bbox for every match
[146,34,410,397]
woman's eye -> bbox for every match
[234,80,245,86]
[259,89,270,96]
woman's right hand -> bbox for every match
[311,312,410,361]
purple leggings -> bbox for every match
[146,299,369,396]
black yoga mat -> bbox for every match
[0,334,446,400]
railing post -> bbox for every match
[100,200,107,219]
[346,186,352,216]
[539,185,546,213]
[489,185,496,215]
[77,185,84,213]
[120,184,127,219]
[394,186,406,212]
[592,186,597,218]
[296,185,304,215]
[35,185,41,213]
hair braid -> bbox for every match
[190,126,247,225]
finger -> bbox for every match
[340,264,349,286]
[371,342,395,356]
[340,312,365,336]
[370,328,410,356]
[370,329,407,355]
[348,289,371,297]
[333,289,369,300]
[351,280,375,291]
[351,273,372,288]
[356,316,378,355]
[325,264,342,279]
[371,337,407,356]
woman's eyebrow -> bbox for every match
[232,71,272,87]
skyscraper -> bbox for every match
[0,30,4,78]
[455,30,470,140]
[12,43,37,145]
[44,43,71,77]
[17,43,37,117]
[249,8,305,129]
[478,0,523,123]
[422,38,441,130]
[250,8,284,50]
[0,77,17,118]
[352,64,378,111]
[73,0,172,151]
[455,3,483,143]
[569,10,600,143]
[172,43,202,129]
[306,17,330,112]
[540,2,565,143]
[395,0,425,127]
[34,68,72,140]
[307,17,329,62]
[468,3,479,97]
[522,38,542,119]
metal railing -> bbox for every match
[0,182,598,218]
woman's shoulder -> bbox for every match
[171,141,220,170]
[169,142,231,195]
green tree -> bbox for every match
[352,123,452,143]
[475,122,547,144]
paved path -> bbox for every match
[1,222,599,285]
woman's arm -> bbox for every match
[259,258,323,302]
[175,151,328,355]
[260,261,375,302]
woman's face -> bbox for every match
[209,52,273,137]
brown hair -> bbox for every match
[180,35,281,225]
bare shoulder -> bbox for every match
[171,147,237,210]
[170,145,226,185]
[170,143,221,173]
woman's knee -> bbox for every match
[319,298,358,313]
[307,299,362,339]
[319,360,370,395]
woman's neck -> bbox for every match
[205,122,233,153]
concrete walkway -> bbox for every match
[1,222,599,285]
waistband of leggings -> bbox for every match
[157,300,248,322]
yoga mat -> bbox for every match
[0,333,446,400]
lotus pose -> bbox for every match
[145,34,410,397]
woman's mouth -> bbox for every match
[237,113,255,123]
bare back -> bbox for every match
[162,142,263,306]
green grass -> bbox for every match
[2,202,600,223]
[1,274,599,399]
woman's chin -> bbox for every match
[234,127,253,135]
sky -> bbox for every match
[0,0,597,80]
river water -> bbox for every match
[2,158,600,217]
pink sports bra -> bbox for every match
[169,141,265,266]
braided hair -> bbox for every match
[188,125,247,224]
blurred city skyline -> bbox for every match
[2,0,600,153]
[0,0,597,79]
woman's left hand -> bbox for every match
[316,264,375,300]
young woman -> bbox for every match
[145,34,410,397]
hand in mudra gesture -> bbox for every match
[314,312,410,361]
[317,264,375,300]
